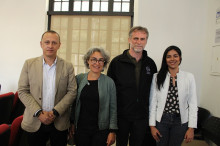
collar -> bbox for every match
[167,69,182,77]
[43,57,57,66]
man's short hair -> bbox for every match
[129,26,149,39]
[41,30,61,43]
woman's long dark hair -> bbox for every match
[157,46,182,90]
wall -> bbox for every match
[0,0,48,93]
[200,0,220,117]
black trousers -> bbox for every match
[26,123,68,146]
[75,129,109,146]
[116,118,156,146]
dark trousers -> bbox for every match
[156,113,188,146]
[116,118,156,146]
[75,129,109,146]
[26,123,68,146]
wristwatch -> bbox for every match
[52,108,59,117]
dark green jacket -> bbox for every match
[71,73,118,130]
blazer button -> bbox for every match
[39,98,41,100]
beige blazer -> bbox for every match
[18,56,77,132]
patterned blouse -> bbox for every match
[163,76,180,114]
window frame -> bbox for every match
[47,0,134,30]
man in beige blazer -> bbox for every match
[18,30,77,146]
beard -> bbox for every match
[133,47,144,53]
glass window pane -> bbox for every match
[74,1,81,11]
[120,43,128,51]
[101,0,108,1]
[92,2,100,11]
[112,31,120,43]
[62,2,69,11]
[99,31,107,42]
[121,18,130,30]
[60,17,69,29]
[54,2,61,11]
[73,66,78,75]
[58,53,66,59]
[82,1,89,11]
[80,30,88,41]
[51,17,61,29]
[91,18,100,30]
[120,43,127,53]
[79,43,87,54]
[60,30,68,40]
[122,3,129,12]
[100,18,108,30]
[122,0,130,1]
[78,66,86,74]
[100,43,106,50]
[71,54,78,65]
[55,0,62,1]
[111,44,119,56]
[91,31,99,42]
[71,42,79,53]
[112,18,121,30]
[72,17,81,29]
[113,3,121,12]
[120,31,127,42]
[101,2,108,11]
[72,30,80,41]
[81,17,89,29]
[59,45,66,53]
[114,0,121,1]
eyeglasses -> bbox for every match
[90,58,105,64]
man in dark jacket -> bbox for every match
[107,26,157,146]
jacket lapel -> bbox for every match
[55,57,63,95]
[37,56,43,100]
[177,71,184,104]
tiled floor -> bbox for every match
[181,140,209,146]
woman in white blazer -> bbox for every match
[149,46,197,146]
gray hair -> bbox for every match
[83,47,110,69]
[129,26,149,39]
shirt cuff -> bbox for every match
[33,109,42,117]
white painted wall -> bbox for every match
[200,0,220,117]
[0,0,48,93]
[0,0,219,117]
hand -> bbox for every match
[184,128,194,143]
[69,124,75,138]
[48,111,56,120]
[150,126,162,142]
[106,132,116,146]
[38,111,54,125]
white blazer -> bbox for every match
[149,70,197,128]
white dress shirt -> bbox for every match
[42,58,57,111]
